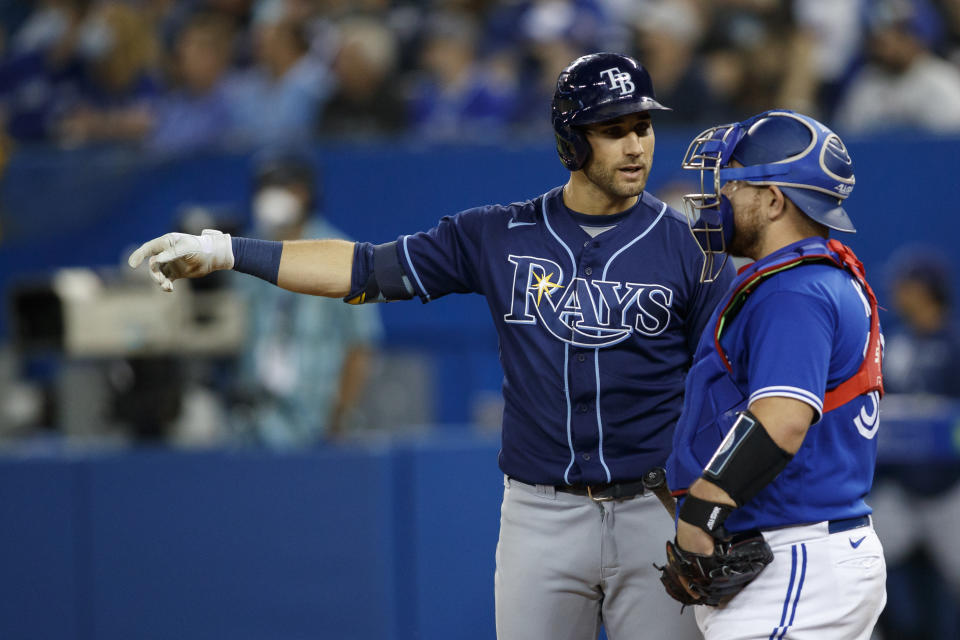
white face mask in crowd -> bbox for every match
[253,187,305,236]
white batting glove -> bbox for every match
[128,229,234,292]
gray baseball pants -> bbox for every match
[495,475,700,640]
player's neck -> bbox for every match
[754,229,822,262]
[562,177,639,216]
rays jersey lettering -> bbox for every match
[503,255,673,347]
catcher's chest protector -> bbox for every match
[712,238,883,412]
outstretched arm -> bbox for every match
[128,230,355,298]
[277,239,354,297]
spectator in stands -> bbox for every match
[834,0,960,133]
[7,0,81,58]
[232,151,382,447]
[222,1,331,148]
[316,17,406,140]
[0,0,89,142]
[148,12,235,154]
[791,0,866,115]
[698,1,818,120]
[407,11,518,142]
[505,38,581,139]
[631,0,731,125]
[55,1,162,147]
[933,0,960,64]
[884,252,960,397]
[494,0,610,137]
[871,248,960,640]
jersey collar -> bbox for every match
[737,237,831,279]
[546,188,660,244]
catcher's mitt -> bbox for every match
[657,532,773,607]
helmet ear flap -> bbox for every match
[555,125,591,171]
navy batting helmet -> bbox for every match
[551,52,670,171]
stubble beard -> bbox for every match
[583,160,646,201]
[727,201,764,260]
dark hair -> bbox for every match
[252,149,321,210]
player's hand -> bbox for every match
[677,518,716,555]
[658,520,716,606]
[128,229,234,292]
[658,532,773,607]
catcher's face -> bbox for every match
[719,165,769,261]
[581,112,655,201]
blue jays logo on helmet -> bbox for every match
[679,110,857,282]
[551,52,670,171]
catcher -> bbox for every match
[658,109,887,639]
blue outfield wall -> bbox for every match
[1,413,960,640]
[0,437,505,640]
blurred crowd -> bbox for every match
[2,0,960,153]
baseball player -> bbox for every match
[128,53,733,639]
[658,110,887,639]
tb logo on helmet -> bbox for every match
[600,68,635,96]
[551,53,669,171]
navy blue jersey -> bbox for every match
[394,186,735,485]
[668,238,880,531]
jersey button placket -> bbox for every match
[584,267,593,276]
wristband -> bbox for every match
[232,237,283,285]
[678,495,734,538]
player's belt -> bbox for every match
[560,467,673,509]
[560,479,649,501]
[826,515,870,534]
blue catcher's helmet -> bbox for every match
[552,52,670,171]
[680,110,856,281]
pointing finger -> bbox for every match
[128,237,169,269]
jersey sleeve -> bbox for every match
[396,207,488,302]
[742,290,835,422]
[685,256,736,354]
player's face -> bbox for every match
[582,113,655,200]
[721,180,765,259]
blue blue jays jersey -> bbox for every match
[667,238,881,531]
[394,186,735,485]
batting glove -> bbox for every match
[128,229,234,292]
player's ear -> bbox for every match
[764,185,787,221]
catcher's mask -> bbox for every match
[680,110,856,282]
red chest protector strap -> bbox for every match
[714,239,883,414]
